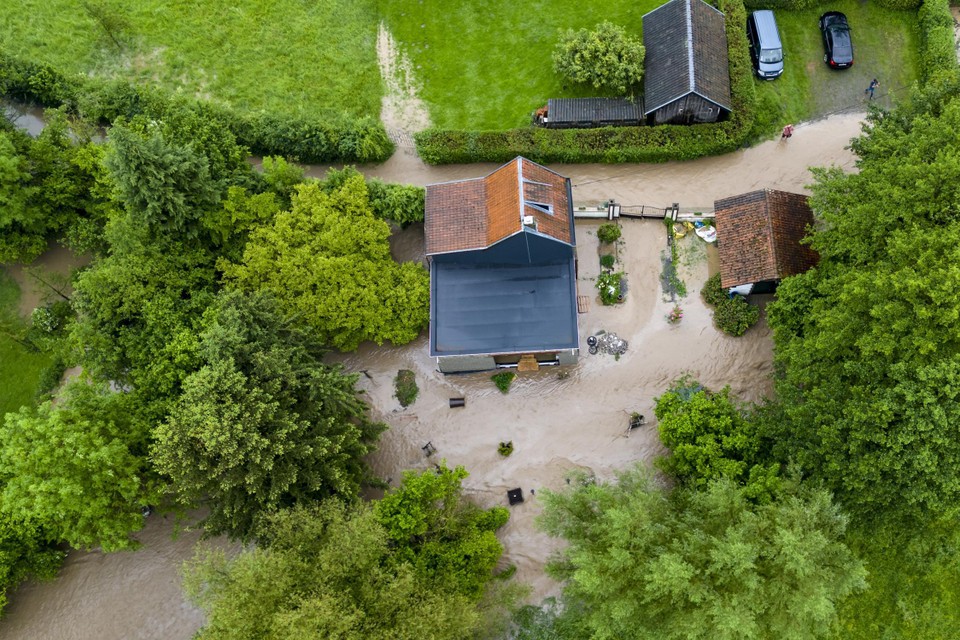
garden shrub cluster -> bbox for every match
[492,371,516,394]
[600,254,616,269]
[321,167,425,225]
[393,369,419,407]
[0,51,393,164]
[414,0,756,165]
[596,271,624,305]
[702,273,760,336]
[597,223,622,244]
[917,0,960,79]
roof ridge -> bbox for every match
[686,0,695,93]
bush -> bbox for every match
[414,0,757,165]
[596,271,624,305]
[0,50,394,164]
[553,22,645,93]
[320,167,425,225]
[394,369,419,407]
[597,223,622,244]
[492,371,516,394]
[702,273,728,307]
[600,254,616,269]
[918,0,959,79]
[714,295,760,336]
[498,441,514,457]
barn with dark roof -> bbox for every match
[714,190,820,295]
[424,157,579,373]
[642,0,732,125]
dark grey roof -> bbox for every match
[642,0,732,115]
[546,98,645,128]
[429,260,579,357]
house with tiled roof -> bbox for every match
[714,189,819,295]
[425,157,579,373]
[642,0,731,125]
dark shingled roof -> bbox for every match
[546,98,645,128]
[424,158,573,256]
[642,0,732,115]
[714,190,820,289]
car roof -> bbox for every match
[752,10,782,48]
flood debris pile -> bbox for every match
[587,331,628,356]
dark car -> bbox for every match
[819,11,853,69]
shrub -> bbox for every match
[597,223,622,244]
[553,22,645,93]
[596,271,624,305]
[498,441,514,457]
[321,167,425,225]
[702,273,728,307]
[0,50,393,164]
[667,305,684,324]
[492,371,516,393]
[714,296,760,336]
[600,254,616,269]
[394,369,419,407]
[918,0,959,79]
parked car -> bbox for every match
[819,11,853,69]
[747,10,784,79]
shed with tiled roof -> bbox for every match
[714,189,819,294]
[642,0,731,125]
[424,158,579,373]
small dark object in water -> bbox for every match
[587,335,598,347]
[507,488,524,505]
[449,397,466,408]
[422,441,437,456]
[588,344,599,355]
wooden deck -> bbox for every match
[578,295,591,313]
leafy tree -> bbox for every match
[0,381,158,551]
[222,175,429,351]
[320,166,425,226]
[767,91,960,521]
[201,186,280,260]
[552,22,645,94]
[539,468,866,640]
[376,464,509,599]
[104,124,220,238]
[184,501,485,640]
[0,511,64,615]
[152,291,384,539]
[259,155,305,207]
[655,379,779,502]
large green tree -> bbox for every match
[539,468,866,640]
[767,87,960,521]
[152,290,383,539]
[222,174,429,351]
[0,381,158,551]
[655,379,779,502]
[552,22,645,94]
[184,468,514,639]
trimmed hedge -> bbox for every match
[918,0,960,79]
[415,0,757,165]
[0,51,394,164]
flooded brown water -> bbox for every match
[0,112,863,639]
[3,243,91,318]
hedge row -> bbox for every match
[743,0,922,10]
[917,0,960,80]
[415,0,757,165]
[0,51,394,164]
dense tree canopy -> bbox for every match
[655,379,779,502]
[539,468,865,640]
[184,468,514,640]
[152,291,384,539]
[222,174,429,351]
[0,511,63,615]
[0,381,158,550]
[552,22,645,94]
[767,88,960,522]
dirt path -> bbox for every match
[376,22,430,149]
[0,112,865,639]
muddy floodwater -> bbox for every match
[0,113,863,640]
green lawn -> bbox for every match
[750,0,920,136]
[0,271,52,417]
[378,0,656,130]
[0,0,384,121]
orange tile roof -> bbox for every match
[425,158,573,255]
[714,190,819,289]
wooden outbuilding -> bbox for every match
[642,0,732,125]
[539,98,645,128]
[714,189,819,295]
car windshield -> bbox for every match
[760,48,782,63]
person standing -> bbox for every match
[865,78,879,100]
[781,123,794,140]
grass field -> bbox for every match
[750,0,920,136]
[0,271,52,417]
[0,0,383,121]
